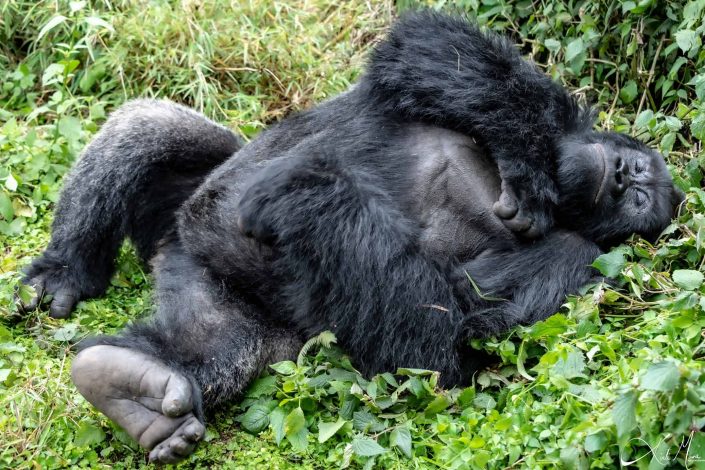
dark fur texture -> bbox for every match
[362,11,596,236]
[22,11,679,456]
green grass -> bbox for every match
[1,0,705,468]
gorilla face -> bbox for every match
[556,132,683,246]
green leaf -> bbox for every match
[240,403,272,433]
[660,132,676,154]
[613,391,637,440]
[675,29,697,52]
[4,174,18,192]
[246,376,278,398]
[284,407,308,451]
[565,38,584,61]
[318,418,346,443]
[473,392,496,410]
[84,16,115,32]
[352,437,386,457]
[640,361,680,392]
[270,360,297,375]
[53,324,78,342]
[691,111,705,141]
[529,314,570,339]
[619,80,638,104]
[74,422,106,447]
[592,248,630,278]
[284,407,305,434]
[57,116,82,145]
[37,15,68,42]
[634,109,654,129]
[286,427,309,451]
[553,350,587,379]
[672,270,704,290]
[621,1,636,12]
[396,367,434,376]
[424,394,452,415]
[0,192,13,221]
[457,387,475,407]
[687,432,705,466]
[584,431,607,453]
[390,426,412,458]
[269,407,286,445]
[544,38,561,52]
[353,410,384,432]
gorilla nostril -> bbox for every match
[615,171,622,185]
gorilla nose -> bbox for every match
[613,158,629,194]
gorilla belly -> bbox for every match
[405,124,516,260]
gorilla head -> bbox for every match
[556,133,683,246]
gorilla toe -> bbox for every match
[71,345,205,464]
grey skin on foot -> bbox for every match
[71,345,205,464]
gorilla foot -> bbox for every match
[71,345,205,464]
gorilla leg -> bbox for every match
[72,241,301,463]
[22,100,241,317]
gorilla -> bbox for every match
[19,11,681,463]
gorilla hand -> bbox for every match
[492,181,551,239]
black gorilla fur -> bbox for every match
[21,11,681,463]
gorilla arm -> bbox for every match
[231,149,602,385]
[457,231,603,329]
[362,11,594,237]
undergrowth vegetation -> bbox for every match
[1,0,704,468]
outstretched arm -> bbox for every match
[361,11,594,237]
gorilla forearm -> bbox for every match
[459,231,603,325]
[363,11,594,235]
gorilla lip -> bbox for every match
[592,143,609,206]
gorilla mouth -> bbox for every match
[592,143,609,206]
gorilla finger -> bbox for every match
[169,436,196,455]
[502,215,533,233]
[523,224,542,239]
[48,290,78,319]
[149,445,186,464]
[182,418,205,442]
[161,375,193,417]
[16,278,46,313]
[492,199,517,219]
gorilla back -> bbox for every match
[20,11,680,464]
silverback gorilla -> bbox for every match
[20,12,681,463]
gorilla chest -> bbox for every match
[405,125,516,259]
